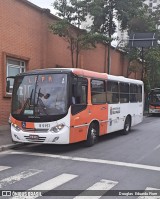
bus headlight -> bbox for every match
[12,123,21,132]
[50,124,65,133]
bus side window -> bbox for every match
[81,85,87,104]
[137,85,142,102]
[119,82,129,103]
[72,77,88,105]
[91,79,106,104]
[130,84,138,103]
[106,81,119,104]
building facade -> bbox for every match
[0,0,140,126]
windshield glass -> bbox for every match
[12,73,68,119]
[149,91,160,104]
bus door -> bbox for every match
[70,77,89,143]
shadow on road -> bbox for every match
[13,129,137,155]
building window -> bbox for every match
[7,58,26,93]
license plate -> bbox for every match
[29,135,39,140]
[38,123,50,129]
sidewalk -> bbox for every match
[0,125,23,152]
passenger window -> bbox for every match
[137,85,142,102]
[107,81,119,104]
[119,82,129,103]
[91,80,106,104]
[130,84,138,103]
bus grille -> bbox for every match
[22,128,49,132]
[24,136,46,142]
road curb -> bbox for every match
[0,143,24,152]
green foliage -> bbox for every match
[116,0,145,30]
[89,0,116,36]
[88,0,145,36]
[87,0,145,74]
[144,47,160,90]
[50,19,70,37]
[50,0,110,68]
[119,2,160,93]
[128,5,157,33]
[53,0,90,27]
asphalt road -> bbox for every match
[0,115,160,199]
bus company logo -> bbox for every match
[22,121,26,128]
[112,107,120,114]
[110,107,120,115]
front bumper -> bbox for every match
[11,125,70,144]
[149,108,160,113]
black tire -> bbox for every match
[85,123,98,147]
[122,116,131,135]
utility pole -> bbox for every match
[107,1,113,74]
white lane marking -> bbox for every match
[74,179,118,199]
[11,173,78,199]
[154,144,160,151]
[137,187,160,199]
[0,169,42,188]
[0,166,11,172]
[11,151,160,172]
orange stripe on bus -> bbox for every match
[10,116,35,128]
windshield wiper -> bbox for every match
[20,89,34,114]
[35,88,48,115]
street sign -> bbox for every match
[128,33,157,48]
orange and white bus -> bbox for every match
[8,68,144,146]
[148,88,160,114]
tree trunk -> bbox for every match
[104,45,107,73]
[76,40,79,68]
[70,38,74,68]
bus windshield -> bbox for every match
[12,73,68,121]
[149,89,160,105]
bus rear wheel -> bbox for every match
[122,116,131,135]
[85,123,98,147]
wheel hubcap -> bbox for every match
[126,124,129,131]
[91,128,97,140]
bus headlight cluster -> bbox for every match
[50,124,65,133]
[12,123,21,132]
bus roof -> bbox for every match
[17,68,108,79]
[17,68,143,84]
[108,74,143,84]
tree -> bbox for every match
[128,4,156,33]
[88,0,145,73]
[50,0,110,68]
[88,0,146,37]
[122,3,160,92]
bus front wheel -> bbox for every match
[85,123,98,147]
[122,116,131,135]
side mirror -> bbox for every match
[6,76,15,93]
[6,80,10,93]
